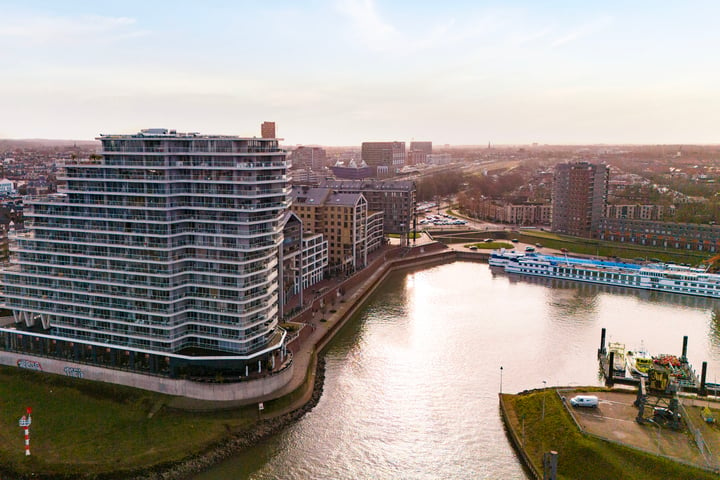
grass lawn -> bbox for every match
[503,390,718,480]
[465,241,514,249]
[387,232,422,239]
[514,230,710,266]
[0,366,300,477]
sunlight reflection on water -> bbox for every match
[194,262,720,480]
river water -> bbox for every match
[193,261,720,480]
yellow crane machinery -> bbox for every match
[647,366,671,393]
[635,370,681,430]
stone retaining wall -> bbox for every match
[0,350,294,402]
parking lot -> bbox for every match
[563,390,711,466]
[418,212,468,227]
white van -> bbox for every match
[570,395,598,408]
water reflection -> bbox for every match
[194,262,720,480]
[502,270,720,310]
[708,308,720,351]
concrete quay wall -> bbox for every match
[0,350,294,401]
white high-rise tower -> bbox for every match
[2,128,290,379]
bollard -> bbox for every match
[543,451,558,480]
[598,328,607,357]
[18,407,32,456]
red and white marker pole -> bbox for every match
[19,407,32,456]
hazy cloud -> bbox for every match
[335,0,401,51]
[550,16,612,47]
[0,14,147,45]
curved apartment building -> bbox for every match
[2,128,290,379]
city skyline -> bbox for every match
[2,1,720,145]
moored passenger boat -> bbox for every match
[502,253,720,299]
[488,249,525,268]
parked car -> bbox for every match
[511,238,519,243]
[525,246,535,253]
[484,238,493,243]
[469,245,478,250]
[535,243,543,248]
[570,395,598,408]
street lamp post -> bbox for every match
[542,380,547,420]
[500,366,503,394]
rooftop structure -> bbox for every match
[291,146,327,171]
[261,121,276,139]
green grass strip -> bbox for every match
[503,391,717,480]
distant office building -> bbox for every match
[321,179,416,235]
[408,141,432,165]
[291,146,327,171]
[407,150,427,166]
[330,159,373,180]
[291,167,325,186]
[427,153,452,165]
[2,128,290,380]
[409,141,432,155]
[261,121,276,139]
[551,162,609,238]
[361,142,405,177]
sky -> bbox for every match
[1,0,720,146]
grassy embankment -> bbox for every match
[0,361,313,478]
[503,390,718,480]
[513,230,711,267]
[464,241,514,250]
[438,207,712,266]
[387,232,422,239]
